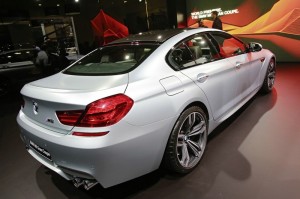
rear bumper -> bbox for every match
[17,110,176,188]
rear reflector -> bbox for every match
[72,131,109,137]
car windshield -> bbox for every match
[64,44,158,75]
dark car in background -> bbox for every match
[0,48,40,97]
[0,48,79,97]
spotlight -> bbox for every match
[75,0,79,2]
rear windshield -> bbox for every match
[64,44,158,75]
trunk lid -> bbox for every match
[21,73,128,134]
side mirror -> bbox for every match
[248,42,263,52]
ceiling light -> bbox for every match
[38,3,42,6]
[124,1,127,3]
[75,0,79,2]
[57,4,60,7]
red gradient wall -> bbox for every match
[186,0,300,62]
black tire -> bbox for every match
[261,59,276,94]
[163,106,208,173]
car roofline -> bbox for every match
[104,41,162,47]
[108,29,196,45]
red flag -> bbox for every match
[91,10,129,45]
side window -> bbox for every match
[168,34,219,70]
[168,41,195,69]
[210,32,246,58]
[187,35,220,64]
[13,50,35,62]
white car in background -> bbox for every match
[17,28,276,190]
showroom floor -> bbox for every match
[0,63,299,199]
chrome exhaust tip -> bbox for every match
[73,178,84,188]
[83,180,98,190]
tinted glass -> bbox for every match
[64,45,158,75]
[186,35,220,65]
[210,32,246,58]
[168,42,195,69]
[168,34,219,70]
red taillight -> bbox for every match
[56,110,84,126]
[78,94,134,127]
[56,94,133,127]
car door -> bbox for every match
[208,32,262,101]
[167,33,240,121]
[243,44,266,92]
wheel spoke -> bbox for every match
[188,121,205,137]
[269,63,274,71]
[188,113,196,129]
[268,72,275,88]
[268,71,275,79]
[180,143,190,166]
[187,140,200,157]
[177,134,185,147]
[270,80,275,88]
[178,134,185,140]
[177,142,184,147]
[271,79,275,84]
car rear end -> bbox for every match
[17,43,172,188]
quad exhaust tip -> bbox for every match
[73,178,98,190]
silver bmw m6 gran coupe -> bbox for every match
[17,28,276,189]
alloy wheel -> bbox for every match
[176,112,207,169]
[267,60,276,89]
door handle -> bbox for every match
[236,62,242,70]
[197,73,209,83]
